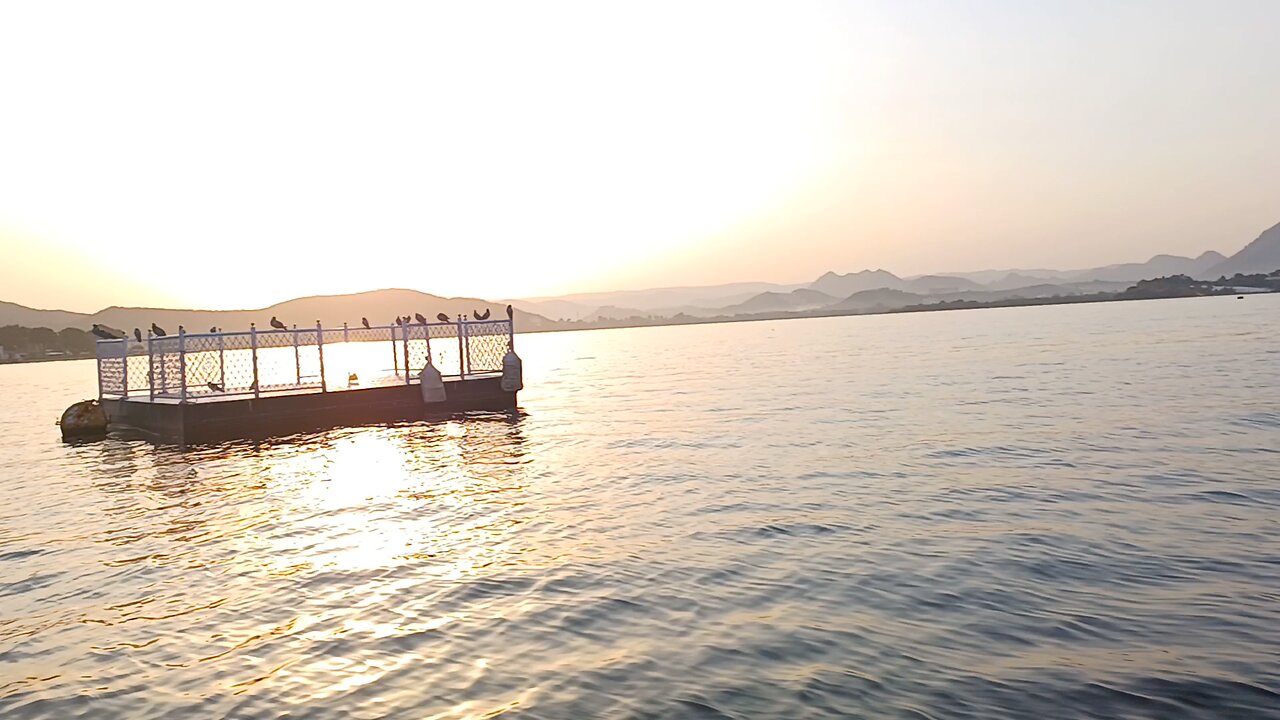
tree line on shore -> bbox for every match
[0,325,96,359]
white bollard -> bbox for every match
[419,363,446,403]
[501,351,523,392]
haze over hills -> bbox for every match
[0,290,559,334]
[3,220,1278,335]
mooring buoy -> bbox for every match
[60,399,107,441]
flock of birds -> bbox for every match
[89,305,513,341]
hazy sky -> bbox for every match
[2,1,1278,312]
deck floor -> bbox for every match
[107,373,500,405]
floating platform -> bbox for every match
[91,316,522,444]
[102,375,516,444]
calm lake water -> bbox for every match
[2,296,1278,719]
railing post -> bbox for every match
[178,327,187,404]
[121,339,129,398]
[95,343,104,399]
[317,320,327,392]
[251,323,260,398]
[148,331,156,400]
[457,317,467,379]
[292,325,301,387]
[508,317,515,351]
[158,333,168,396]
[217,330,225,392]
[402,323,411,385]
[343,322,349,344]
[392,324,400,377]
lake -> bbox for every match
[2,295,1278,719]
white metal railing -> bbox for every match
[96,318,514,402]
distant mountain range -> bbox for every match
[509,220,1280,321]
[3,221,1278,334]
[0,289,560,334]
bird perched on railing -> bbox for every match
[151,323,167,337]
[133,328,143,342]
[474,308,491,320]
[436,312,449,323]
[361,317,371,329]
[209,326,218,333]
[414,312,428,325]
[403,315,412,325]
[178,326,185,335]
[394,316,404,326]
[91,324,126,340]
[506,304,514,319]
[207,381,224,392]
[270,316,287,331]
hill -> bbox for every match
[1,289,559,335]
[1205,222,1280,277]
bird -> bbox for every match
[395,316,404,326]
[347,372,359,386]
[506,304,514,319]
[403,315,412,325]
[474,308,491,320]
[361,317,371,329]
[414,312,428,325]
[151,323,167,337]
[209,326,218,333]
[270,316,287,331]
[207,381,224,393]
[91,324,126,340]
[178,325,185,335]
[133,328,143,342]
[436,312,450,323]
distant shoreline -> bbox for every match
[519,286,1276,336]
[6,288,1271,368]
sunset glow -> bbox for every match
[2,1,1278,311]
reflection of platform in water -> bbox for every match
[94,317,520,444]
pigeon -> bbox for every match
[436,313,450,323]
[178,326,185,335]
[270,316,287,331]
[209,326,218,333]
[395,317,404,326]
[403,315,412,325]
[414,312,428,325]
[506,304,514,319]
[91,324,126,340]
[133,328,143,342]
[474,308,491,320]
[361,317,371,329]
[207,382,224,393]
[151,323,167,337]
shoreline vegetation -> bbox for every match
[1,273,1277,365]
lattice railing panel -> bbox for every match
[95,319,515,400]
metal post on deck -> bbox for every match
[121,339,129,398]
[217,331,225,391]
[147,331,155,401]
[178,327,187,404]
[292,325,301,387]
[508,317,515,351]
[316,320,327,392]
[343,322,349,344]
[402,323,411,385]
[158,332,168,395]
[457,317,467,379]
[95,344,104,399]
[251,323,260,398]
[391,324,400,376]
